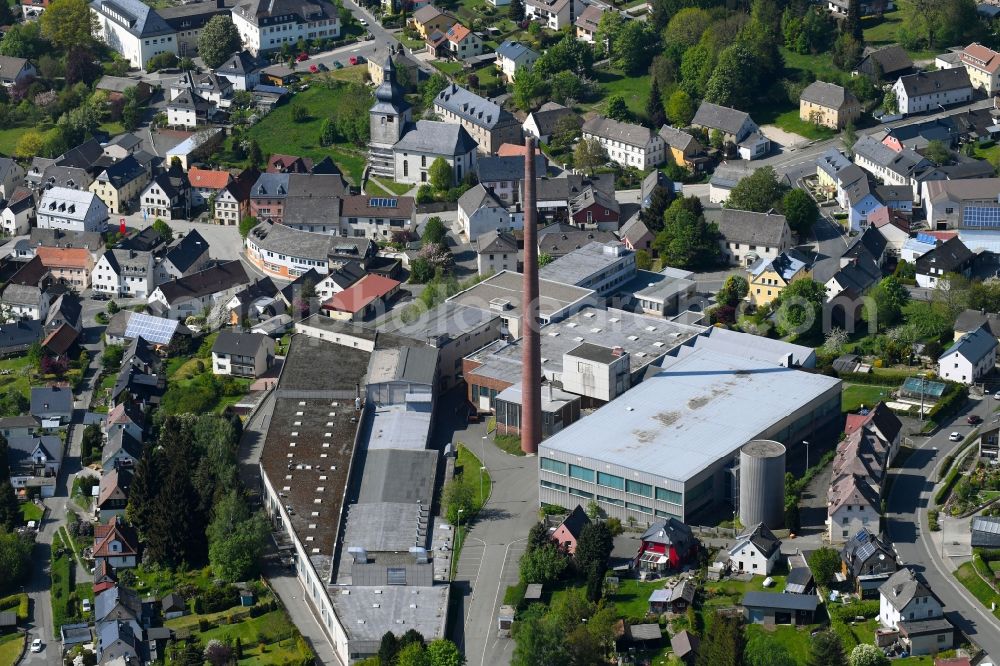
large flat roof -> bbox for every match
[447,270,595,322]
[330,585,449,644]
[540,346,840,483]
[382,300,498,340]
[356,448,438,505]
[538,242,630,287]
[279,333,372,391]
[466,307,704,385]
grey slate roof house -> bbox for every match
[712,209,793,266]
[433,84,523,153]
[691,102,758,144]
[30,386,73,424]
[162,229,211,279]
[523,102,579,143]
[856,44,914,80]
[915,236,973,288]
[0,319,44,355]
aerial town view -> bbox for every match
[7,0,1000,664]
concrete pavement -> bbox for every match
[887,395,1000,658]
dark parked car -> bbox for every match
[968,414,983,425]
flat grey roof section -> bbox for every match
[382,300,498,341]
[633,268,697,302]
[279,334,371,392]
[540,347,840,483]
[538,242,628,287]
[447,270,595,321]
[356,448,438,505]
[330,585,449,644]
[496,381,577,410]
[364,404,432,451]
[690,325,816,368]
[341,502,428,552]
[465,307,703,384]
[367,347,438,386]
[297,313,379,341]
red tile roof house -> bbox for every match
[635,517,696,574]
[93,516,139,570]
[321,274,401,322]
[550,505,590,554]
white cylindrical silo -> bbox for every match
[739,440,786,529]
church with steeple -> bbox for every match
[367,53,478,185]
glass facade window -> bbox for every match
[655,509,681,519]
[625,501,652,514]
[656,488,683,505]
[569,464,595,482]
[540,480,566,492]
[569,487,594,499]
[597,494,624,506]
[626,479,653,498]
[540,458,567,475]
[597,472,624,490]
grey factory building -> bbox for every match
[537,338,841,525]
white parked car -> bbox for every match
[82,598,91,613]
[30,639,42,653]
[949,432,962,442]
[994,391,1000,400]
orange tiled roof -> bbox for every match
[322,274,400,314]
[187,167,232,190]
[36,246,92,269]
[447,23,471,43]
[962,43,1000,74]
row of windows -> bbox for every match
[540,458,682,505]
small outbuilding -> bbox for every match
[742,591,818,625]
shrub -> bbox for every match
[928,509,940,531]
[829,600,880,621]
[198,583,239,614]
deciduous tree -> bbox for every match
[666,89,696,127]
[808,546,841,587]
[849,644,889,666]
[428,158,453,191]
[809,630,847,666]
[725,167,787,213]
[573,138,607,174]
[198,16,242,69]
[718,274,749,306]
[604,94,629,121]
[781,188,819,236]
[41,0,96,50]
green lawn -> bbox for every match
[842,384,892,412]
[0,355,35,402]
[746,624,815,664]
[370,177,413,196]
[99,122,125,136]
[49,532,78,638]
[432,60,465,77]
[0,124,51,157]
[974,143,1000,165]
[780,48,845,84]
[955,561,1000,620]
[198,611,311,665]
[0,632,24,666]
[133,565,215,598]
[861,11,938,60]
[770,108,836,141]
[245,86,367,185]
[451,444,492,578]
[320,64,367,84]
[19,502,42,524]
[590,69,652,120]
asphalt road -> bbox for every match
[887,394,1000,659]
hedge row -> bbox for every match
[0,593,29,621]
[935,465,962,506]
[928,383,969,425]
[828,600,880,622]
[837,371,909,387]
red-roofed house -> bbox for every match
[428,23,483,61]
[93,559,118,594]
[187,167,233,207]
[42,323,79,358]
[961,43,1000,94]
[36,246,95,289]
[97,467,132,521]
[321,274,401,321]
[934,657,971,666]
[93,516,139,569]
[869,208,910,255]
[267,154,314,174]
[497,143,544,158]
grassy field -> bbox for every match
[842,383,892,412]
[191,611,312,665]
[432,60,465,77]
[861,11,938,60]
[245,86,367,185]
[0,632,24,666]
[974,143,1000,166]
[780,48,845,85]
[770,108,836,141]
[19,502,42,524]
[133,565,215,598]
[590,69,652,119]
[450,444,492,578]
[956,561,1000,620]
[370,177,413,196]
[0,355,35,401]
[745,624,815,663]
[49,532,77,638]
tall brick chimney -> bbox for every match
[520,137,541,456]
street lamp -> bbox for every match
[457,508,465,553]
[803,440,810,471]
[479,466,486,506]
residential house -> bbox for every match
[321,274,400,321]
[244,221,337,279]
[525,0,583,30]
[476,155,546,205]
[879,567,946,631]
[658,125,707,171]
[434,84,523,154]
[36,187,108,233]
[938,323,997,384]
[231,0,340,55]
[410,5,457,39]
[427,23,483,61]
[341,195,416,239]
[855,45,913,80]
[393,120,479,185]
[368,46,422,90]
[187,167,232,207]
[0,158,26,201]
[837,165,884,231]
[225,277,280,325]
[162,594,186,620]
[6,434,62,498]
[574,3,603,43]
[97,467,132,521]
[314,262,365,299]
[214,168,258,225]
[211,331,275,377]
[617,217,654,254]
[708,162,754,204]
[550,505,590,554]
[93,517,140,569]
[567,187,620,231]
[816,149,854,198]
[36,246,94,290]
[92,248,156,298]
[0,56,37,87]
[103,133,146,163]
[523,102,579,144]
[869,207,910,255]
[0,415,38,440]
[475,230,519,276]
[712,209,793,266]
[458,185,522,240]
[896,618,955,656]
[148,260,250,321]
[582,116,665,171]
[88,157,150,215]
[690,102,768,159]
[635,517,696,573]
[139,172,190,220]
[96,78,152,107]
[215,50,262,91]
[102,428,142,473]
[495,40,539,83]
[954,308,1000,340]
[799,81,861,130]
[852,135,932,189]
[160,229,211,280]
[106,401,144,443]
[670,631,699,665]
[959,42,1000,94]
[90,0,177,69]
[728,523,781,575]
[45,293,81,335]
[1,192,35,236]
[30,387,73,425]
[841,528,898,598]
[844,401,903,463]
[746,250,810,306]
[0,320,43,357]
[247,172,347,228]
[971,515,1000,547]
[42,323,79,359]
[2,284,49,321]
[828,473,881,542]
[892,68,973,116]
[915,236,973,288]
[742,592,818,626]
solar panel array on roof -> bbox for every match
[368,198,397,208]
[124,313,179,345]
